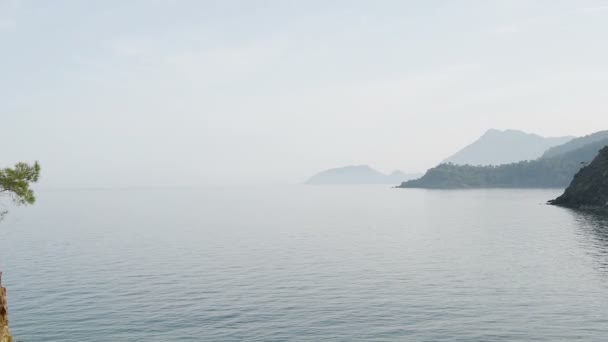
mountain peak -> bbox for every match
[443,129,573,166]
[482,128,502,135]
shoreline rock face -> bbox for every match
[0,273,12,342]
[549,146,608,208]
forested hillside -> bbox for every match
[399,136,608,189]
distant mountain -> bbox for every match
[443,129,574,166]
[307,165,421,184]
[399,133,608,189]
[549,146,608,208]
[541,130,608,159]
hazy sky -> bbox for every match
[2,0,608,187]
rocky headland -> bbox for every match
[549,146,608,208]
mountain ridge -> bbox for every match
[399,132,608,189]
[443,129,574,166]
[541,130,608,159]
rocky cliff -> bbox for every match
[549,146,608,208]
[0,273,12,342]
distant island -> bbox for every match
[307,165,421,185]
[399,130,608,189]
[443,129,573,166]
[549,146,608,208]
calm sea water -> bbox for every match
[1,186,608,341]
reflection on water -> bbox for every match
[3,187,608,341]
[568,208,608,273]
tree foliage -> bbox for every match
[0,162,41,217]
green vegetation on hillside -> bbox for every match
[549,147,608,207]
[399,137,608,189]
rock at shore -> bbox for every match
[549,146,608,208]
[0,273,12,342]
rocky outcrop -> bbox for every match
[549,146,608,208]
[0,273,12,342]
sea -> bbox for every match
[1,185,608,341]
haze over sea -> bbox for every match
[2,185,608,341]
